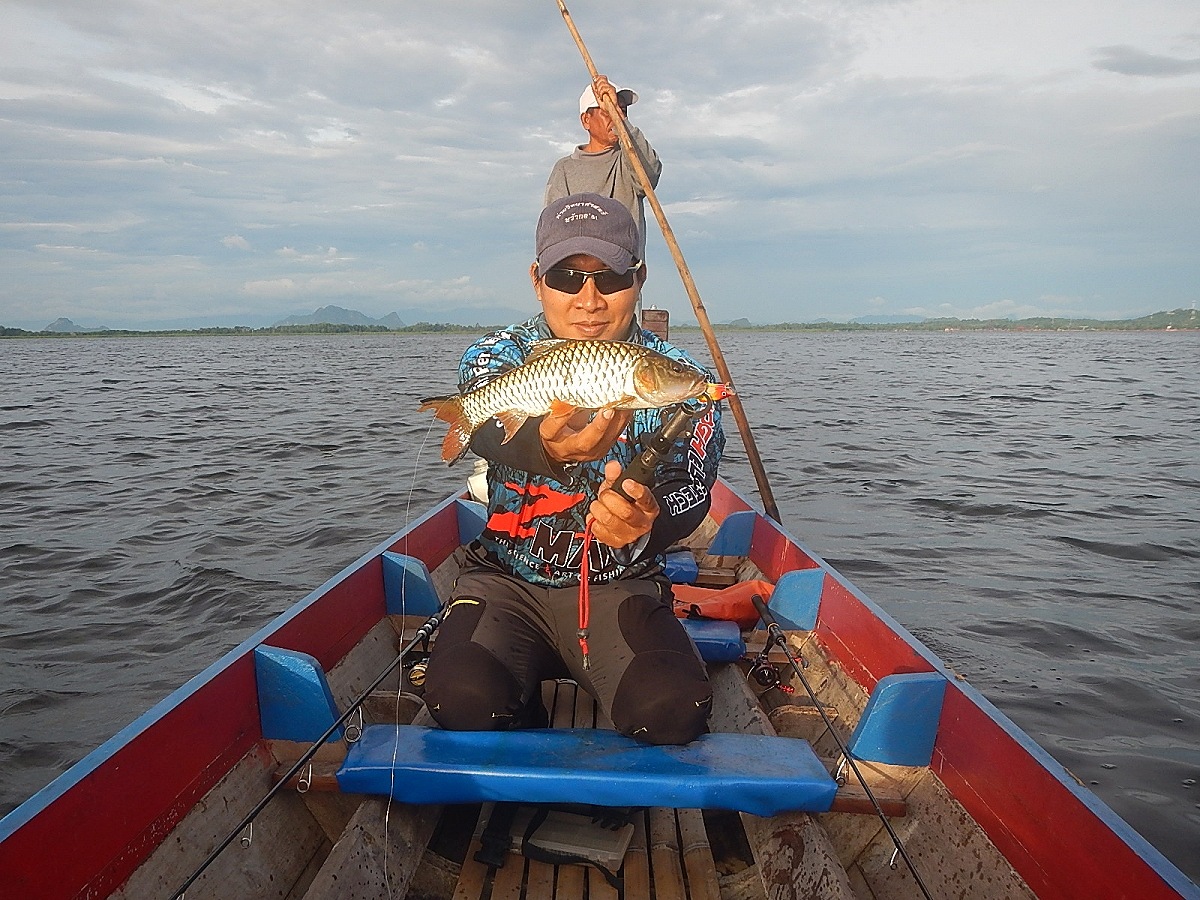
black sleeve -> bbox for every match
[641,464,711,559]
[468,416,577,482]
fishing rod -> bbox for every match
[553,0,782,524]
[168,608,446,900]
[751,596,935,900]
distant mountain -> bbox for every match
[851,314,925,325]
[272,304,532,329]
[726,317,753,327]
[43,317,107,333]
[392,305,532,327]
[273,305,403,328]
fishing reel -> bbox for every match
[406,657,429,688]
[747,657,794,695]
[747,631,795,695]
[401,630,436,688]
[611,398,713,504]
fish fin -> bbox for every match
[494,409,530,445]
[419,394,463,425]
[548,399,577,417]
[441,423,475,465]
[525,339,571,362]
[604,395,638,408]
[420,395,474,464]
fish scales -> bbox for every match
[420,339,717,464]
[462,341,645,424]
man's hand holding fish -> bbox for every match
[540,405,633,465]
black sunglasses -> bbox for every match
[541,260,643,295]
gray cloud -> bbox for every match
[1094,45,1200,77]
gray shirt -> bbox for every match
[544,124,662,260]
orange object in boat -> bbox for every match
[672,580,775,631]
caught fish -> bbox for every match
[420,338,730,464]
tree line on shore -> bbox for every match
[0,322,486,339]
[704,307,1197,332]
[2,307,1196,339]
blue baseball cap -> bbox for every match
[535,193,640,273]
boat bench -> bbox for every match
[336,725,837,816]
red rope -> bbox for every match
[578,519,594,668]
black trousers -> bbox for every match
[423,548,711,746]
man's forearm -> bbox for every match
[468,416,573,480]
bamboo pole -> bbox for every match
[554,0,782,522]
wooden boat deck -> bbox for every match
[452,806,719,900]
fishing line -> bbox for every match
[751,597,935,900]
[382,408,442,896]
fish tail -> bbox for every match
[419,394,463,424]
[419,395,474,464]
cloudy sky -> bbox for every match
[2,0,1198,330]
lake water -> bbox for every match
[1,330,1197,883]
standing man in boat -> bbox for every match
[422,193,723,746]
[545,75,661,262]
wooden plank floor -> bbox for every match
[450,680,723,900]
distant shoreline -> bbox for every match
[3,308,1197,338]
[0,323,489,340]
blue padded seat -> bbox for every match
[664,549,700,584]
[336,725,837,816]
[680,617,746,663]
[848,671,947,767]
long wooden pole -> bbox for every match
[555,0,782,522]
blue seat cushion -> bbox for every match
[337,726,836,816]
[680,617,746,663]
[664,550,699,584]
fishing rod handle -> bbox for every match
[611,445,660,503]
[752,593,777,628]
[409,608,445,645]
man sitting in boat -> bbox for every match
[545,74,661,262]
[422,193,724,745]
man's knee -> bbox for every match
[424,641,524,731]
[423,598,522,730]
[610,650,712,745]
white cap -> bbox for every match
[578,83,638,116]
